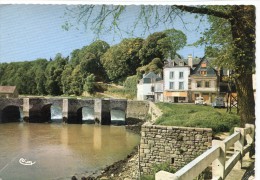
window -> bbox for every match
[205,81,210,88]
[179,72,184,79]
[179,62,184,66]
[201,63,207,67]
[200,71,207,75]
[169,82,174,90]
[151,86,155,92]
[197,81,202,88]
[170,71,174,79]
[179,82,184,90]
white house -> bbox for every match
[137,72,162,101]
[154,80,164,102]
[163,56,192,102]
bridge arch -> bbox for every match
[41,104,52,123]
[1,105,21,123]
[29,103,52,123]
[110,108,126,125]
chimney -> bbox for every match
[188,54,193,67]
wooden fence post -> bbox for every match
[234,127,245,169]
[212,140,226,179]
[245,124,255,159]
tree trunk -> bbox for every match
[235,71,255,127]
[230,6,255,127]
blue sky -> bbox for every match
[0,4,210,62]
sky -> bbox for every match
[0,4,210,62]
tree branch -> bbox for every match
[174,5,231,19]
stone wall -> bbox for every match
[148,101,162,123]
[140,122,212,174]
[126,100,149,121]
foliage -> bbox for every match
[0,59,49,95]
[78,40,110,81]
[101,38,143,82]
[139,32,171,65]
[155,103,240,134]
[123,75,139,94]
[164,29,187,59]
[83,74,96,95]
[140,162,176,180]
[45,53,68,95]
[137,58,163,77]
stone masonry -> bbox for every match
[139,122,212,174]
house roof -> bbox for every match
[139,72,162,84]
[143,72,161,79]
[164,57,188,68]
[0,86,17,93]
[190,58,217,77]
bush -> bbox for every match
[140,162,176,180]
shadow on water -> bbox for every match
[1,105,21,123]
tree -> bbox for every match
[45,53,68,95]
[65,5,255,126]
[164,29,187,59]
[61,64,74,95]
[139,32,171,65]
[101,38,143,82]
[78,40,110,81]
[137,58,164,77]
[83,74,96,95]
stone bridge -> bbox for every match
[0,97,131,124]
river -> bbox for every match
[0,107,140,180]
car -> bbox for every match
[212,97,225,108]
[194,97,207,105]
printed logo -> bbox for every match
[19,158,36,166]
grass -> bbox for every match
[104,86,136,99]
[155,103,240,134]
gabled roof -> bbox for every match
[190,58,217,77]
[164,56,188,68]
[0,86,17,93]
[139,72,162,84]
[143,72,161,79]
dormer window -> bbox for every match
[179,61,184,66]
[200,70,207,75]
[201,62,207,68]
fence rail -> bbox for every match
[155,124,255,180]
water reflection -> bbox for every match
[0,123,140,180]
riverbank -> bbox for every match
[70,145,139,180]
[97,146,140,180]
[72,125,142,180]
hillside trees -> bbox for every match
[45,53,69,95]
[101,38,144,82]
[78,40,110,81]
